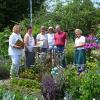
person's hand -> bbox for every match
[14,45,23,49]
[74,45,77,48]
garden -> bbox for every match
[0,0,100,100]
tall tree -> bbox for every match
[0,0,45,31]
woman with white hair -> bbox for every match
[74,29,86,75]
[8,24,24,79]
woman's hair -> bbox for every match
[41,26,46,30]
[75,29,82,34]
[12,24,21,33]
[27,25,32,30]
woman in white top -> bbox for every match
[36,26,48,52]
[8,24,24,78]
[74,29,86,75]
[47,26,55,51]
[24,26,35,67]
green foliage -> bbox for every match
[19,63,42,80]
[0,86,42,100]
[0,66,10,80]
[96,25,100,41]
[66,42,74,64]
[0,0,45,30]
[19,68,36,80]
[11,78,40,90]
[31,0,100,38]
[64,61,100,100]
[0,27,11,57]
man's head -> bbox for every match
[48,26,53,33]
[55,25,61,32]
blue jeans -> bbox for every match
[48,45,54,52]
[55,45,64,52]
[55,45,66,68]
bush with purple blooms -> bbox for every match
[84,36,100,50]
[41,74,65,100]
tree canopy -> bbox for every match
[32,0,100,35]
[0,0,45,30]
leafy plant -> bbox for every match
[19,68,36,79]
[66,42,74,64]
[11,78,40,90]
[0,86,42,100]
[64,61,100,100]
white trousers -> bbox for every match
[10,55,21,77]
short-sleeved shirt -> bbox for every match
[24,33,35,52]
[36,33,48,48]
[75,36,85,50]
[54,32,66,46]
[47,33,54,46]
[8,32,23,55]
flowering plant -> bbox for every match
[41,74,65,100]
[84,36,100,50]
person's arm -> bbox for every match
[74,36,85,48]
[54,34,56,46]
[24,34,29,47]
[33,37,35,46]
[64,32,68,48]
[36,34,40,46]
[74,42,85,48]
[46,35,49,48]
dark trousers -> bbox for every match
[25,51,35,67]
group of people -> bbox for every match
[8,24,87,78]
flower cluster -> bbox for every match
[84,36,100,49]
[41,75,58,99]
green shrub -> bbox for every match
[66,42,74,64]
[64,61,100,100]
[0,86,42,100]
[19,68,36,79]
[11,78,40,90]
[19,63,43,80]
[0,67,10,80]
[0,59,11,79]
